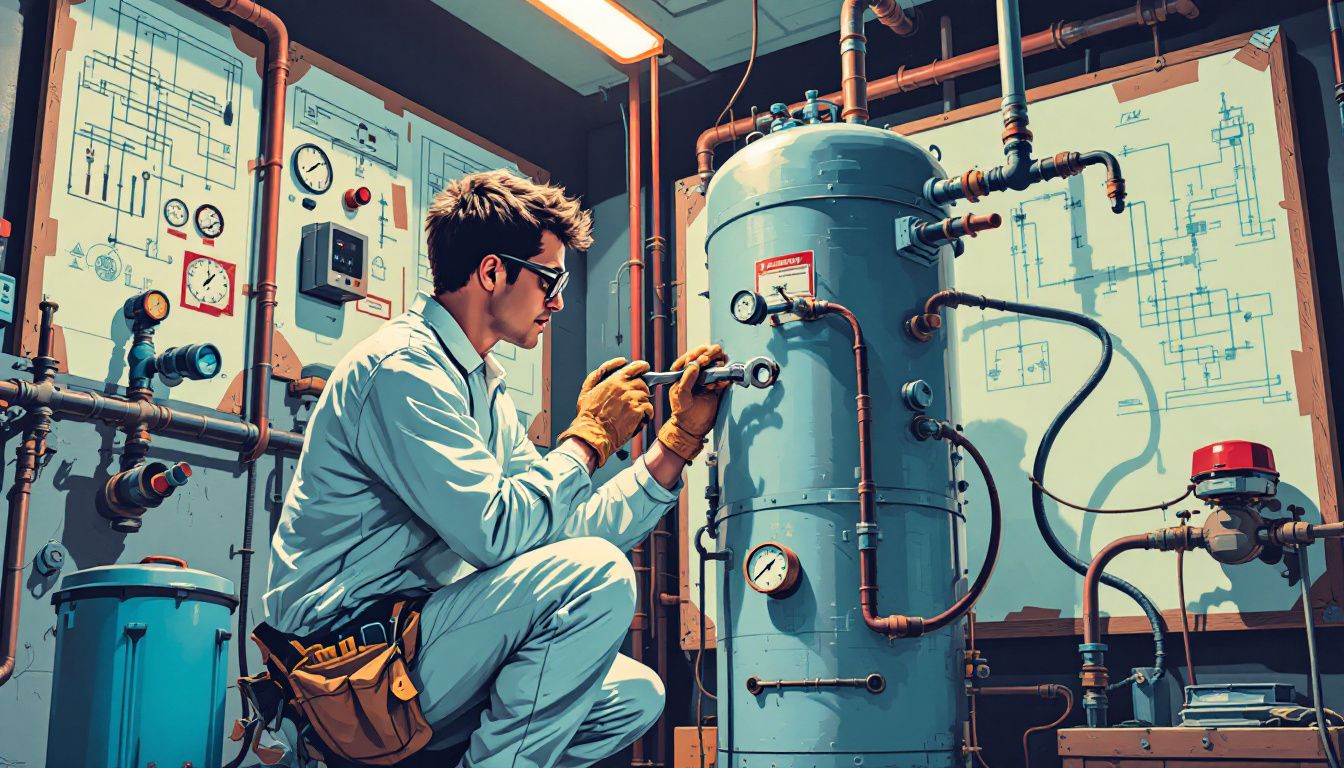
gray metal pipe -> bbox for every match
[0,380,303,457]
[997,0,1028,126]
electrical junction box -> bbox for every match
[300,222,368,304]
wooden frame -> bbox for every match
[19,1,552,442]
[674,29,1342,644]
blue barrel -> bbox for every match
[47,556,238,768]
[707,123,963,767]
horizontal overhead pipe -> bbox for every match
[695,0,1199,186]
[0,379,303,457]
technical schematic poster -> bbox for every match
[903,30,1339,627]
[273,52,548,432]
[33,0,261,409]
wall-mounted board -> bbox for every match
[675,29,1342,648]
[22,0,551,442]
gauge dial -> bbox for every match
[196,345,221,377]
[744,542,801,597]
[186,255,232,306]
[164,198,189,227]
[292,143,333,194]
[195,204,224,238]
[731,289,767,325]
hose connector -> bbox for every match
[102,460,193,530]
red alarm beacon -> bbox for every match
[1190,440,1278,502]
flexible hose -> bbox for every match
[922,291,1166,681]
[1297,546,1343,768]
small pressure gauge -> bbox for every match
[124,289,171,323]
[163,198,190,227]
[744,541,801,597]
[731,289,768,325]
[292,143,333,194]
[195,204,224,238]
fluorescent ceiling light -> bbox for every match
[526,0,663,64]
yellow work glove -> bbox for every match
[657,343,730,462]
[558,357,654,469]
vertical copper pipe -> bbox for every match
[626,65,649,768]
[1083,535,1152,646]
[205,0,288,464]
[1330,1,1344,119]
[0,302,59,687]
[840,0,918,124]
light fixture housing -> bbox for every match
[525,0,664,64]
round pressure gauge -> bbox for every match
[163,198,189,227]
[186,254,232,307]
[292,143,333,194]
[744,541,801,597]
[194,204,224,238]
[731,289,768,325]
[124,289,171,323]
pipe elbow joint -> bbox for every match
[871,614,924,638]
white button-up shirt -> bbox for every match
[264,292,680,634]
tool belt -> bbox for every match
[237,598,432,766]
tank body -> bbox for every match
[706,122,964,768]
[46,559,238,768]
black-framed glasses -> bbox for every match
[496,253,570,301]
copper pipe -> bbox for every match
[976,684,1075,768]
[1083,535,1153,646]
[796,299,1000,638]
[694,0,1198,184]
[204,0,289,464]
[626,64,649,768]
[840,0,918,124]
[0,302,58,687]
[1331,1,1344,121]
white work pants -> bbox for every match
[409,537,664,768]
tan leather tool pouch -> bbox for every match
[285,605,432,765]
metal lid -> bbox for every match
[54,556,237,605]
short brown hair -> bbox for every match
[425,170,593,294]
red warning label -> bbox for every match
[755,251,815,298]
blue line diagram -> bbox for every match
[293,87,400,172]
[63,0,244,269]
[985,93,1288,414]
[415,136,494,291]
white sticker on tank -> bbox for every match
[755,251,814,298]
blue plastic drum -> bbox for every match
[46,556,238,767]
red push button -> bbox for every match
[344,186,372,209]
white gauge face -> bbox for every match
[186,257,231,306]
[732,290,762,323]
[293,143,333,194]
[195,204,224,238]
[746,544,791,593]
[163,198,189,227]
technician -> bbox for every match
[263,169,728,768]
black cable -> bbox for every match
[1296,546,1343,768]
[954,293,1167,683]
[713,0,758,130]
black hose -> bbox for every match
[1296,546,1343,768]
[957,293,1166,683]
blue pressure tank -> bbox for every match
[46,556,238,767]
[707,122,964,767]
